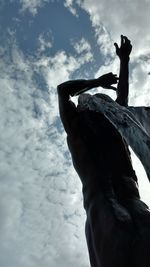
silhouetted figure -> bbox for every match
[57,36,150,267]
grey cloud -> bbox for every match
[0,35,89,266]
[78,0,150,59]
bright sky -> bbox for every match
[0,1,150,266]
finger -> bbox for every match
[124,36,128,44]
[114,42,119,51]
[109,86,117,91]
[108,72,117,76]
[121,35,124,46]
[113,74,119,78]
[106,72,113,77]
[112,80,119,84]
[111,79,119,84]
[124,36,131,45]
[111,74,119,79]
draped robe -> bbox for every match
[78,93,150,182]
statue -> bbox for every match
[57,36,150,267]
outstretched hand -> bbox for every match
[114,35,132,60]
[97,72,118,90]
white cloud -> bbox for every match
[72,0,150,105]
[77,0,150,59]
[0,35,90,266]
[19,0,49,15]
[130,61,150,106]
[35,42,93,89]
[131,149,150,205]
[64,0,78,16]
[73,37,91,54]
[64,1,150,103]
[37,32,52,53]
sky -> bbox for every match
[0,0,150,266]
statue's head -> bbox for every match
[77,93,113,112]
[77,93,91,111]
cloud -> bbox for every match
[0,34,91,266]
[73,37,92,54]
[19,0,49,15]
[63,1,150,107]
[70,0,150,106]
[64,0,78,16]
[35,39,93,90]
[37,32,53,54]
[77,0,150,59]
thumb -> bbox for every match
[109,85,117,91]
[114,42,119,52]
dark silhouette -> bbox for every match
[57,36,150,267]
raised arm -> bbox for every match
[57,79,93,134]
[57,73,118,134]
[114,35,132,106]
